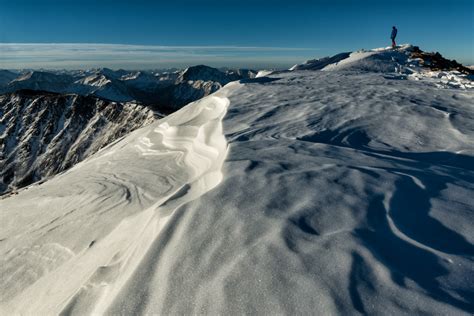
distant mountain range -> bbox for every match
[0,66,257,111]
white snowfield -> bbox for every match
[0,89,232,314]
[1,46,474,315]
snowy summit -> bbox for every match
[0,45,473,315]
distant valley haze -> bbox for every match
[0,43,319,70]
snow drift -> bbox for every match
[0,88,233,314]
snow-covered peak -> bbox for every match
[75,74,112,87]
[121,71,157,83]
[93,68,129,79]
[370,43,414,52]
[291,44,414,72]
[290,44,473,89]
[320,44,414,72]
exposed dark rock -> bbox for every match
[410,46,474,75]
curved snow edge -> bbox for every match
[1,83,240,315]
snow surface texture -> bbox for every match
[1,46,474,314]
[0,89,231,314]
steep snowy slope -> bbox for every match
[0,90,154,194]
[71,73,135,102]
[0,89,231,315]
[1,46,473,315]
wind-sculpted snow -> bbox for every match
[0,90,232,314]
[105,71,473,315]
[1,47,474,315]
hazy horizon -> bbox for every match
[1,0,472,69]
[0,43,321,70]
[0,42,472,71]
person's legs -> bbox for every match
[392,38,396,48]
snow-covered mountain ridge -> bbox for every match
[0,84,233,314]
[0,66,256,110]
[290,44,473,89]
[0,45,473,314]
[0,90,155,194]
[0,65,256,194]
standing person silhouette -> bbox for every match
[391,26,398,48]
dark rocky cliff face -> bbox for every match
[0,90,155,194]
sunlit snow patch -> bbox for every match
[0,83,238,315]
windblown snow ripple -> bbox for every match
[0,86,234,314]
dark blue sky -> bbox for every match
[1,0,473,69]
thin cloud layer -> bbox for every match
[0,43,319,69]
